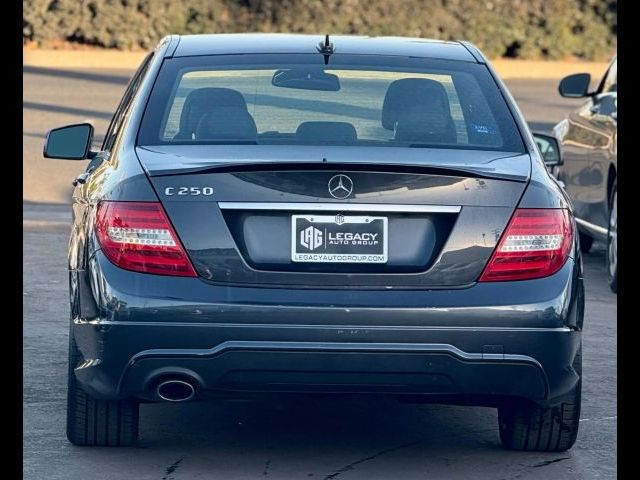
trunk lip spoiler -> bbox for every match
[141,159,529,183]
[135,146,530,183]
[218,202,461,213]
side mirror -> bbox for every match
[43,123,94,160]
[533,132,562,167]
[558,73,591,98]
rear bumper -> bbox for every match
[71,251,584,405]
[75,326,580,405]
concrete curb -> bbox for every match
[24,49,147,70]
[490,59,608,79]
[23,48,609,79]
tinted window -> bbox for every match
[139,54,524,153]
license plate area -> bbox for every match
[291,214,388,263]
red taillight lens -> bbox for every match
[95,201,197,277]
[479,208,573,282]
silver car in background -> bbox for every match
[550,57,617,292]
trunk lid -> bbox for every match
[136,145,530,288]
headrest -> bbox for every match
[177,87,248,139]
[195,108,257,141]
[381,78,451,130]
[295,121,358,143]
[394,108,458,144]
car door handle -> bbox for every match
[72,172,90,187]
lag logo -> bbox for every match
[300,226,323,250]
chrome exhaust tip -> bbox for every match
[156,379,196,402]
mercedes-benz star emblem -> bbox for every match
[328,174,354,199]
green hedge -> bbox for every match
[23,0,616,60]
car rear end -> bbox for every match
[68,36,584,450]
[85,213,582,400]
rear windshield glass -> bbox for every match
[138,54,524,152]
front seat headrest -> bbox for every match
[176,87,248,140]
[382,78,457,143]
[195,108,257,141]
[381,78,452,130]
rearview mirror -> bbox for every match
[43,123,94,160]
[272,68,341,91]
[558,73,591,98]
[533,132,562,167]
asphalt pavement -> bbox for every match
[23,67,616,479]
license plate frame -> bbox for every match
[291,214,388,263]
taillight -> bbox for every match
[95,201,197,277]
[479,208,573,282]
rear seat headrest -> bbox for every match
[296,121,358,143]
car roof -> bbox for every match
[171,34,478,63]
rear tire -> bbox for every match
[498,345,581,452]
[578,232,594,254]
[607,182,617,293]
[66,333,139,446]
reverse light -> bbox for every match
[95,201,197,277]
[479,208,573,282]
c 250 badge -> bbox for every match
[164,187,214,196]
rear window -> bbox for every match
[138,54,524,152]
